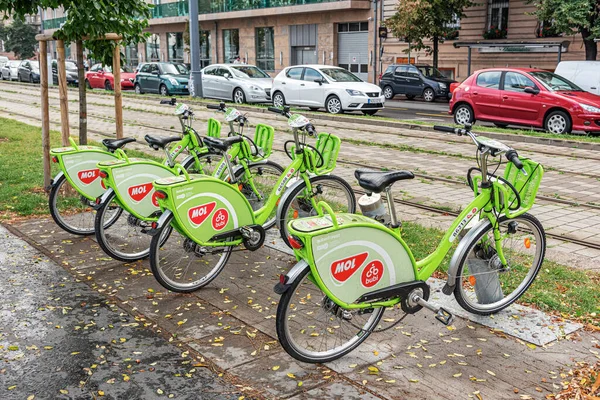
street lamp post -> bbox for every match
[188,0,203,97]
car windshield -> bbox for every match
[231,66,269,79]
[65,61,77,71]
[417,66,445,79]
[320,68,362,82]
[530,71,584,92]
[104,65,133,73]
[30,61,39,69]
[160,63,188,75]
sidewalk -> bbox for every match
[4,218,600,399]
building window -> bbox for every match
[199,30,211,68]
[223,29,239,63]
[338,22,369,33]
[125,44,139,68]
[168,32,184,63]
[255,27,275,71]
[487,0,509,31]
[146,34,161,62]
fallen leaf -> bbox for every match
[272,366,280,371]
[60,389,68,394]
[98,391,105,396]
[8,386,16,390]
[453,373,462,378]
[287,373,296,379]
[487,370,496,376]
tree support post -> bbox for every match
[77,40,87,145]
[56,39,70,146]
[112,42,123,139]
[39,40,51,191]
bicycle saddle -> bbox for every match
[102,137,136,151]
[144,134,180,150]
[354,169,414,193]
[203,135,243,151]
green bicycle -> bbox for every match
[274,124,546,363]
[147,106,356,293]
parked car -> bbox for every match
[52,59,79,86]
[380,64,456,102]
[554,61,600,96]
[1,60,21,81]
[85,63,136,90]
[450,67,600,136]
[0,56,9,78]
[135,62,189,96]
[17,60,40,83]
[272,65,384,115]
[200,63,271,103]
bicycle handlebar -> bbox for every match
[505,149,524,170]
[268,106,283,114]
[306,123,316,136]
[207,104,221,110]
[160,97,177,106]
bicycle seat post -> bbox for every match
[384,185,400,229]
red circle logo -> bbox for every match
[211,208,229,231]
[361,260,384,288]
[151,191,159,207]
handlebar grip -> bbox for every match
[433,125,456,133]
[207,104,221,110]
[306,124,316,136]
[160,99,172,104]
[505,149,524,170]
[268,107,283,114]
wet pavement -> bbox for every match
[0,225,241,400]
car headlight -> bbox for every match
[249,85,262,91]
[346,89,365,96]
[168,77,179,86]
[579,103,600,113]
[438,82,447,90]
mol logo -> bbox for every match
[77,169,100,185]
[330,252,369,283]
[128,183,153,202]
[211,208,229,231]
[188,201,216,227]
[361,260,384,288]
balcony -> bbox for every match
[42,16,66,30]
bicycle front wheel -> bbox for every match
[278,175,356,248]
[276,265,384,363]
[234,160,284,230]
[453,213,546,315]
[149,213,233,293]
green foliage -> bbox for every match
[0,1,152,65]
[0,17,38,59]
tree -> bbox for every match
[0,17,38,59]
[527,0,600,60]
[386,0,473,69]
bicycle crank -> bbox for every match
[406,290,454,326]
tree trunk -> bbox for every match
[432,36,439,69]
[76,40,87,145]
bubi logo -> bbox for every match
[188,201,216,227]
[78,169,100,185]
[211,208,229,231]
[128,183,153,202]
[330,252,369,283]
[361,260,384,288]
[151,192,160,207]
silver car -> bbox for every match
[0,56,9,77]
[201,64,272,103]
[1,60,22,81]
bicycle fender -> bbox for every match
[443,218,493,295]
[274,259,310,295]
[93,188,115,210]
[51,171,65,187]
[147,210,172,236]
[275,177,307,230]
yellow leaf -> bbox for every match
[373,350,379,356]
[368,366,379,375]
[526,343,536,350]
[71,351,80,355]
[60,389,69,394]
[272,366,280,371]
[8,386,17,390]
[27,396,35,400]
[298,381,303,387]
[287,373,296,379]
[385,379,396,383]
[453,373,462,378]
[349,364,358,368]
[409,379,419,383]
[98,390,105,396]
[487,370,496,376]
[238,397,245,400]
[123,374,130,382]
[157,389,164,395]
[250,350,257,356]
[119,338,126,343]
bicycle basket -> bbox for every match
[312,132,340,175]
[501,158,543,217]
[250,123,274,161]
[206,118,221,138]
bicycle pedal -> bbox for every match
[435,308,454,326]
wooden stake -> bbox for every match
[39,40,51,191]
[76,40,87,145]
[56,39,70,146]
[112,43,123,139]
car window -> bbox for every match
[231,65,269,79]
[320,68,362,82]
[529,71,583,92]
[303,68,322,82]
[140,64,150,73]
[65,61,77,71]
[476,71,502,89]
[149,64,159,74]
[91,64,101,72]
[406,66,420,79]
[21,61,29,68]
[203,66,215,76]
[394,66,407,76]
[504,72,537,93]
[286,67,303,80]
[52,60,57,69]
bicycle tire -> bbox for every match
[453,213,546,315]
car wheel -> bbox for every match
[362,110,378,116]
[423,87,435,102]
[493,123,508,128]
[233,88,246,104]
[453,104,475,125]
[325,95,342,114]
[134,83,143,94]
[544,110,572,135]
[272,91,285,107]
[383,85,394,100]
[104,80,112,91]
[406,94,415,100]
[17,73,22,82]
[85,79,92,89]
[159,84,169,96]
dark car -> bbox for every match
[52,60,79,86]
[379,64,456,102]
[134,62,189,96]
[18,60,40,83]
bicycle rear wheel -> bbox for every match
[453,213,546,315]
[276,265,384,363]
[278,175,356,248]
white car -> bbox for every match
[1,60,21,81]
[201,64,272,103]
[271,65,385,115]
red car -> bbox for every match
[85,63,136,91]
[450,67,600,136]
